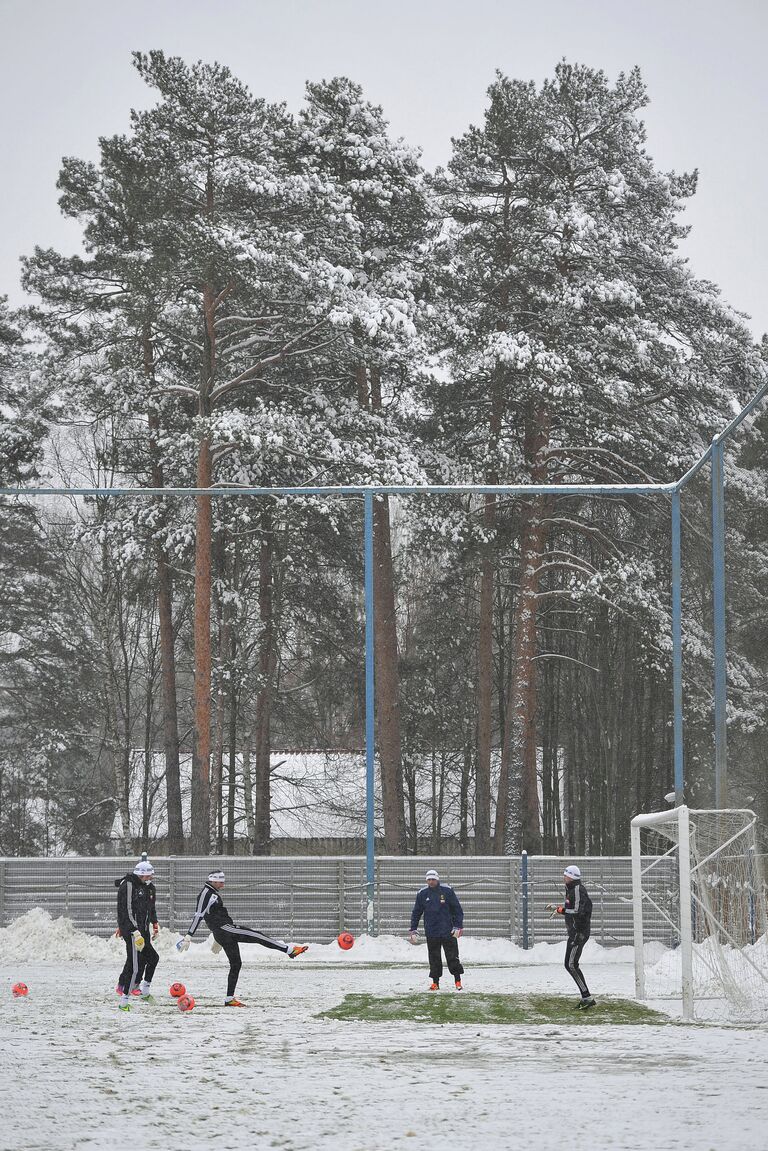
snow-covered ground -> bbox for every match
[2,912,767,1150]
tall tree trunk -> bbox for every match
[373,492,406,852]
[475,371,504,852]
[460,741,471,853]
[241,721,256,849]
[254,507,276,854]
[355,363,405,852]
[495,407,551,854]
[367,365,406,852]
[227,657,238,854]
[147,400,184,855]
[191,274,217,852]
[97,539,130,852]
[191,436,213,851]
[476,524,495,853]
[211,527,230,852]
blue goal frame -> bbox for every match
[3,380,767,932]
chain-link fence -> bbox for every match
[0,854,675,946]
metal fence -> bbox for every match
[0,854,676,946]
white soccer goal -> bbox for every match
[631,806,768,1020]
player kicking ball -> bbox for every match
[177,870,308,1006]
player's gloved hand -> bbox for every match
[556,906,564,915]
[152,923,160,939]
[176,934,192,952]
[131,930,145,951]
[211,940,222,954]
[408,931,418,944]
[452,927,463,938]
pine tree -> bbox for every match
[298,76,433,851]
[435,62,763,851]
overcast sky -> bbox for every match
[2,0,766,336]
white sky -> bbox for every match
[2,0,767,336]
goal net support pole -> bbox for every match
[632,805,694,1019]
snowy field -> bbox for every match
[2,913,768,1151]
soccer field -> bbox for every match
[2,918,767,1150]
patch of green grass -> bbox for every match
[319,991,673,1027]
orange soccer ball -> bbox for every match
[177,994,195,1012]
[12,982,29,998]
[169,982,186,999]
[337,932,355,950]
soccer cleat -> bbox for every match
[576,996,596,1010]
[454,980,463,991]
[137,992,156,1003]
[429,982,439,991]
[118,1000,132,1011]
[130,988,143,996]
[288,944,308,959]
[225,997,247,1007]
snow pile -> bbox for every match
[0,911,188,963]
[0,909,116,963]
[0,908,637,968]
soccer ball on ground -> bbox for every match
[12,982,29,997]
[169,982,186,998]
[177,994,195,1012]
[337,932,354,950]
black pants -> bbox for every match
[564,933,591,998]
[118,931,158,994]
[426,935,464,983]
[214,923,289,998]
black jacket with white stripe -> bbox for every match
[115,874,157,937]
[186,883,234,937]
[563,880,592,939]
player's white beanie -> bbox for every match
[425,869,440,881]
[133,861,155,877]
[564,865,581,879]
[207,870,226,883]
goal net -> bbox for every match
[630,806,768,1020]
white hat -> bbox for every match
[133,861,155,877]
[207,871,226,883]
[425,869,440,881]
[564,865,581,880]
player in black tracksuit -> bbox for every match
[115,861,159,1004]
[555,864,595,1008]
[177,870,307,1005]
[409,869,465,990]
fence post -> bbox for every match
[337,860,345,933]
[521,851,529,949]
[0,859,5,927]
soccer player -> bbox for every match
[555,864,595,1009]
[115,859,160,1009]
[409,868,465,991]
[177,870,308,1006]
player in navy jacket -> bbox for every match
[555,864,595,1008]
[409,868,465,990]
